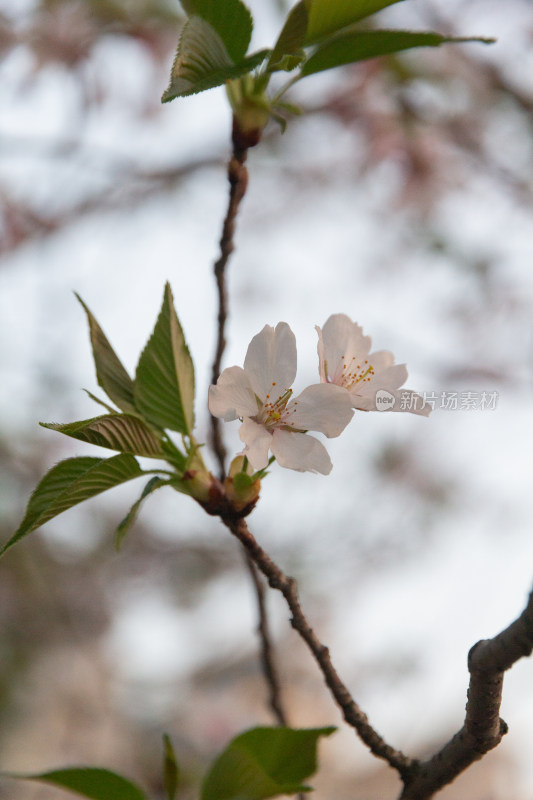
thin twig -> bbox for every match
[242,551,289,726]
[207,120,292,746]
[223,514,413,778]
[209,122,250,480]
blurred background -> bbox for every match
[1,1,533,798]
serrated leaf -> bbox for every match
[162,14,268,101]
[1,767,147,800]
[134,283,195,435]
[2,455,142,555]
[301,29,494,77]
[268,1,308,70]
[163,734,180,800]
[180,0,253,63]
[76,294,137,416]
[201,726,335,800]
[305,0,404,44]
[41,415,165,459]
[115,476,167,549]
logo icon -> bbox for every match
[375,389,396,412]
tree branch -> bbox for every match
[223,511,533,797]
[222,514,413,778]
[209,121,250,480]
[399,589,533,799]
[242,552,289,726]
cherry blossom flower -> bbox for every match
[209,322,354,474]
[316,313,430,416]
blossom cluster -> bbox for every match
[209,314,430,475]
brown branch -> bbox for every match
[222,514,413,778]
[243,552,289,726]
[223,509,533,797]
[399,589,533,799]
[209,120,250,480]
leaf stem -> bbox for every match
[142,469,175,478]
[270,74,301,105]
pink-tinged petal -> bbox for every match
[351,387,431,415]
[391,390,432,416]
[317,314,371,385]
[367,350,396,372]
[244,322,296,400]
[239,417,272,470]
[208,366,258,421]
[356,363,408,397]
[287,383,353,437]
[271,429,332,474]
[315,325,327,383]
[350,393,374,411]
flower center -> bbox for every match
[338,356,374,390]
[260,385,293,427]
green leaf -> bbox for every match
[2,455,142,555]
[76,295,137,416]
[301,29,494,77]
[41,415,165,459]
[163,734,180,800]
[180,0,253,63]
[1,767,147,800]
[305,0,405,44]
[233,471,255,491]
[268,1,308,70]
[201,726,335,800]
[134,283,195,435]
[162,14,268,101]
[115,476,168,550]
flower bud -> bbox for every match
[227,75,270,150]
[224,456,261,515]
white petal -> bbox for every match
[315,325,327,383]
[271,429,332,474]
[391,390,432,416]
[287,383,353,437]
[317,314,371,385]
[356,363,408,397]
[351,387,431,415]
[239,417,272,470]
[368,350,396,372]
[208,366,258,421]
[244,322,296,400]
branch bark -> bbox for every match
[242,552,289,726]
[399,589,533,799]
[207,119,293,742]
[222,510,533,798]
[209,122,249,480]
[223,514,413,778]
